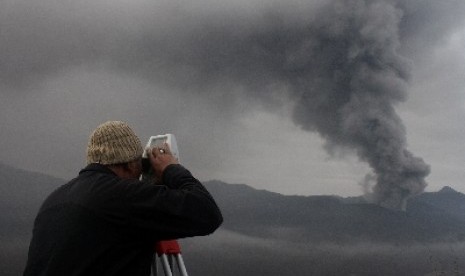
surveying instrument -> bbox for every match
[142,135,188,275]
[151,240,189,276]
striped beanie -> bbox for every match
[86,121,143,165]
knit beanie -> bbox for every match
[86,121,143,165]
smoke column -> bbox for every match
[128,0,430,210]
[281,1,432,210]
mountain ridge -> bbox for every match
[203,180,465,243]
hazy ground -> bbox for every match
[181,230,465,276]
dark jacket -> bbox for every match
[23,163,223,276]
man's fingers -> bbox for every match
[151,144,172,157]
[162,143,172,154]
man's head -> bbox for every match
[87,121,144,179]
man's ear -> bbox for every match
[126,159,142,176]
[121,162,131,172]
[126,161,137,172]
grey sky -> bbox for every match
[1,0,464,197]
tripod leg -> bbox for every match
[175,254,189,276]
[160,254,174,276]
[151,253,158,276]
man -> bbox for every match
[23,121,223,276]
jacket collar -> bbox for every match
[79,163,117,176]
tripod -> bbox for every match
[151,240,189,276]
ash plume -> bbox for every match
[281,1,432,211]
[129,0,431,210]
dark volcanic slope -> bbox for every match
[204,180,465,243]
[0,163,63,238]
[0,163,63,275]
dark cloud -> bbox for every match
[397,0,465,58]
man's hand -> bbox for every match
[147,143,179,180]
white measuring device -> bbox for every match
[142,134,180,162]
